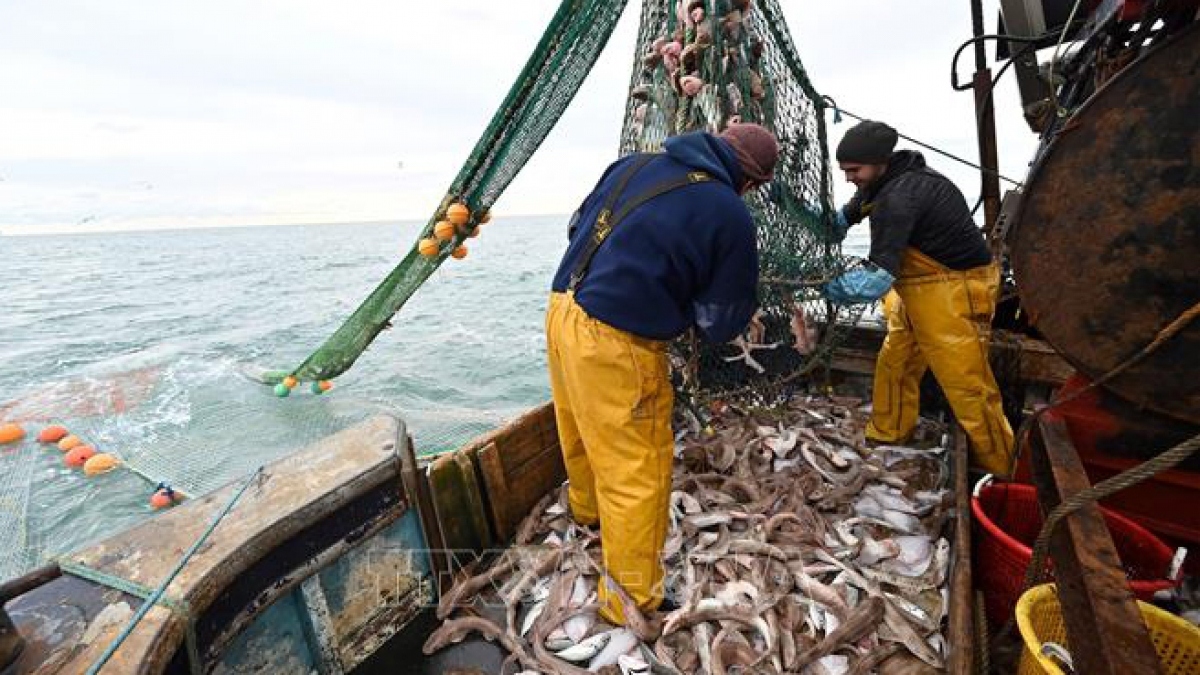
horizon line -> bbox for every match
[0,212,572,238]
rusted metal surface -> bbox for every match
[947,428,975,675]
[973,68,1002,234]
[1028,415,1162,675]
[1008,23,1200,424]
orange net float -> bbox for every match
[150,484,180,510]
[418,237,440,258]
[434,220,456,241]
[451,245,468,260]
[58,435,83,452]
[0,423,25,444]
[37,425,68,443]
[64,445,96,468]
[446,203,471,226]
[83,453,119,476]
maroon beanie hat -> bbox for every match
[718,122,779,184]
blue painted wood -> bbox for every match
[213,591,315,675]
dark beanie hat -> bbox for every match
[836,121,898,164]
[718,123,779,183]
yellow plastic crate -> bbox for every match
[1016,584,1200,675]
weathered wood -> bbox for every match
[454,449,494,547]
[300,575,346,675]
[427,450,494,555]
[947,428,975,675]
[458,403,565,545]
[1028,415,1163,675]
[12,415,408,674]
[476,409,567,544]
[0,564,61,603]
[477,442,515,541]
[400,432,450,599]
[830,327,1071,386]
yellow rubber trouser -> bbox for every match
[866,248,1015,476]
[545,292,674,624]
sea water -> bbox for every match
[0,216,869,578]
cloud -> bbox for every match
[0,0,1042,235]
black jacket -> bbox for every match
[843,151,991,276]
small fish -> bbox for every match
[617,653,651,675]
[790,304,819,355]
[553,630,611,662]
[520,599,546,636]
[545,627,574,652]
[586,628,639,670]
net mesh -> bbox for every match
[270,0,860,403]
[271,0,634,385]
[618,0,862,405]
[0,443,40,581]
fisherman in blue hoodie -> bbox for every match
[545,123,779,625]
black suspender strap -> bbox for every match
[567,155,712,291]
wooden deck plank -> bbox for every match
[1028,415,1162,675]
[947,428,975,675]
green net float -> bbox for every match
[274,383,291,397]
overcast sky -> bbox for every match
[0,1,1041,235]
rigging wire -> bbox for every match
[820,97,1025,188]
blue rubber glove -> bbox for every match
[829,208,850,243]
[823,265,895,305]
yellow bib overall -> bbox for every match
[545,291,674,624]
[865,248,1015,475]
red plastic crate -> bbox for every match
[973,482,1178,630]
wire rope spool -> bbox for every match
[1008,23,1200,425]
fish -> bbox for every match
[790,304,819,355]
[587,627,640,670]
[425,393,957,674]
[554,630,612,662]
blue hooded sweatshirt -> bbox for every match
[551,132,758,343]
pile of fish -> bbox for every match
[629,0,767,139]
[424,395,954,674]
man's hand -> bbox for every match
[823,265,895,305]
[830,208,850,242]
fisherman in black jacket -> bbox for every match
[823,120,1014,476]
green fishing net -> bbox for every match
[261,0,636,386]
[269,0,859,405]
[618,0,861,404]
